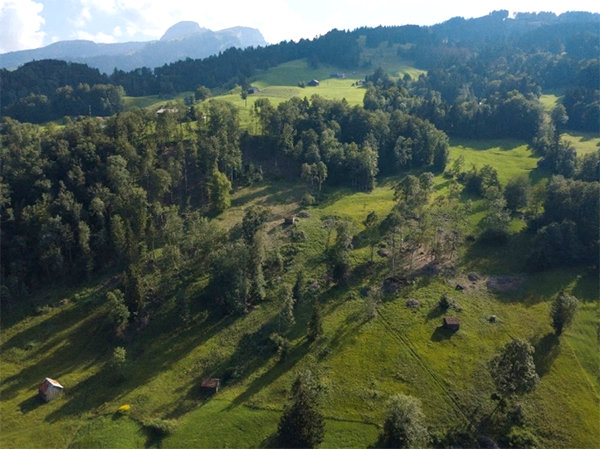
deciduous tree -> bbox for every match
[489,339,539,400]
[380,394,429,448]
[550,291,579,336]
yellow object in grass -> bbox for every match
[117,404,131,414]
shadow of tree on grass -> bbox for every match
[533,332,560,377]
[431,325,455,342]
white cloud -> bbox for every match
[72,6,91,28]
[0,0,45,53]
[61,0,600,46]
[71,0,316,44]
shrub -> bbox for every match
[35,304,53,315]
[142,418,178,437]
[438,294,452,310]
[507,428,540,448]
[290,228,308,243]
[270,332,290,361]
[302,193,316,206]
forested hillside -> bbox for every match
[1,10,598,125]
[1,9,599,449]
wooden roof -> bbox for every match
[201,378,220,389]
[443,317,460,325]
[39,377,63,393]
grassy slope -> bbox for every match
[123,92,193,111]
[4,54,600,447]
[214,59,369,130]
[539,91,599,155]
[122,49,423,129]
[561,132,600,155]
[2,138,598,448]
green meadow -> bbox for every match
[2,134,598,448]
[123,91,194,111]
[561,132,600,155]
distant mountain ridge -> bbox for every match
[0,22,267,73]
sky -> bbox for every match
[1,0,599,54]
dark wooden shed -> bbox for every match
[284,215,298,225]
[443,317,460,331]
[200,378,220,395]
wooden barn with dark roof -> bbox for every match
[443,317,460,331]
[200,378,220,395]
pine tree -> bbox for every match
[278,371,325,448]
[279,283,296,328]
[307,301,323,343]
[293,269,306,304]
[106,289,129,338]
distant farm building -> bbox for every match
[156,107,179,115]
[247,86,260,94]
[308,79,320,87]
[200,378,220,395]
[443,317,460,331]
[284,215,299,225]
[39,378,63,402]
[330,72,347,79]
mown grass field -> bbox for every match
[357,37,426,80]
[215,59,369,129]
[1,137,598,448]
[121,54,424,131]
[561,132,600,155]
[123,91,194,111]
[539,92,562,112]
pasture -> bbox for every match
[1,137,597,448]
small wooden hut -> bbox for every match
[443,317,460,332]
[39,378,63,402]
[284,215,298,225]
[200,378,220,395]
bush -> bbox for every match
[35,304,53,315]
[291,229,308,242]
[302,193,316,206]
[507,428,540,448]
[142,418,178,437]
[438,294,452,310]
[270,332,290,360]
[111,347,127,369]
[223,365,245,385]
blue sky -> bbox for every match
[1,0,599,53]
